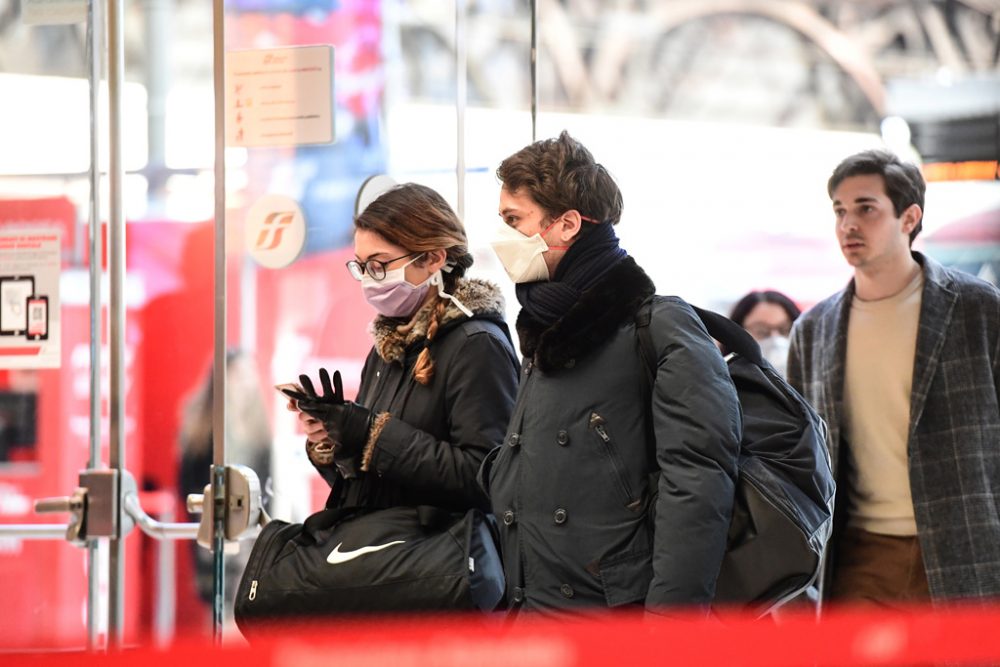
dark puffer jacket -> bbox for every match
[484,258,741,613]
[314,278,520,513]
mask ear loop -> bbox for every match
[432,264,473,317]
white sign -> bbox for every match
[225,45,334,148]
[0,230,61,368]
[245,195,306,269]
[21,0,86,25]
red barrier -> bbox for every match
[7,603,1000,666]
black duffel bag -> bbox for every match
[234,504,505,639]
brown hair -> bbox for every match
[496,130,623,236]
[355,183,473,385]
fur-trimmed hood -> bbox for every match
[371,277,506,364]
[516,257,655,372]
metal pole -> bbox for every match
[211,0,227,644]
[106,0,126,649]
[0,524,71,539]
[456,0,467,220]
[143,0,171,215]
[530,0,538,142]
[154,505,176,647]
[86,0,105,652]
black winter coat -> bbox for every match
[316,278,519,513]
[484,258,741,613]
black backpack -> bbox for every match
[636,298,835,616]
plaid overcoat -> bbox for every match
[788,252,1000,601]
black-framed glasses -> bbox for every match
[345,251,422,282]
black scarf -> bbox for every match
[516,221,628,327]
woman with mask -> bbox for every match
[727,290,801,377]
[287,183,519,513]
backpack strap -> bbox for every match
[634,297,766,390]
[689,305,764,367]
[635,297,657,390]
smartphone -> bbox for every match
[26,296,48,340]
[0,276,34,336]
[274,382,305,402]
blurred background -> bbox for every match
[0,0,997,649]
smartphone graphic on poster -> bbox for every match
[0,276,35,336]
[27,296,48,341]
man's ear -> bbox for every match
[901,203,922,235]
[556,210,584,243]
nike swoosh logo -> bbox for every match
[326,540,406,564]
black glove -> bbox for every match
[286,368,373,458]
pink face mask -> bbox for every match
[360,255,431,318]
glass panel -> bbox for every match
[0,16,127,651]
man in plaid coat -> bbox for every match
[788,149,1000,604]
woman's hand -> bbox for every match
[300,411,333,444]
[290,368,373,456]
[286,397,334,444]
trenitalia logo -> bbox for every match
[245,195,306,269]
[254,212,295,251]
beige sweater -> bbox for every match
[843,271,923,536]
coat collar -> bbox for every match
[370,278,506,364]
[908,252,958,434]
[516,257,656,372]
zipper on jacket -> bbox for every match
[589,412,639,508]
[248,580,258,601]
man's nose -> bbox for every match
[838,214,858,233]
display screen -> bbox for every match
[0,277,33,335]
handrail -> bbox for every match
[123,493,199,540]
[0,524,70,539]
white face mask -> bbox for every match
[758,334,790,377]
[490,223,552,283]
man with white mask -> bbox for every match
[482,131,742,616]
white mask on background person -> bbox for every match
[758,334,790,377]
[489,223,552,284]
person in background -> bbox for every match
[178,349,271,615]
[788,149,1000,606]
[287,183,519,518]
[727,290,801,376]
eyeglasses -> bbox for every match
[746,323,792,341]
[345,251,423,282]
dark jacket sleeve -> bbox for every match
[645,298,742,610]
[366,322,519,510]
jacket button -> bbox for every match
[512,587,525,603]
[560,584,574,598]
[556,430,569,446]
[524,360,533,376]
[502,510,516,526]
[553,508,567,525]
[507,433,520,448]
